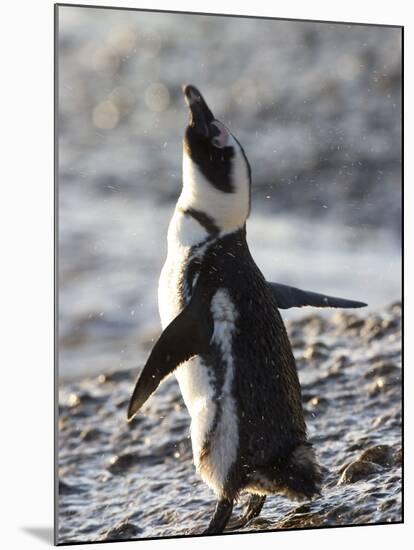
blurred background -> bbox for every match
[58,6,402,380]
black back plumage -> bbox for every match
[184,230,307,466]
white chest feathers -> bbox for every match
[158,205,213,327]
[157,204,241,496]
[176,289,240,497]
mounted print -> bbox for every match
[55,3,403,545]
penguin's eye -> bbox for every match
[209,121,230,149]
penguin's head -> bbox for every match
[180,84,251,232]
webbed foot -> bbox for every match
[202,498,234,535]
[227,494,266,531]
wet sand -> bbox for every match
[58,301,402,543]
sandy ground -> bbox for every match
[58,301,402,543]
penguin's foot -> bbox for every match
[227,494,266,531]
[202,498,233,535]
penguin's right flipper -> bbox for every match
[268,282,367,310]
[127,294,212,421]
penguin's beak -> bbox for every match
[183,84,215,139]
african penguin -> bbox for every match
[128,85,366,535]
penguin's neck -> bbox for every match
[177,153,249,237]
[167,206,214,250]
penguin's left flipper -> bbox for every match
[268,282,367,310]
[127,294,212,421]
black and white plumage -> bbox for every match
[128,85,366,534]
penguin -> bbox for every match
[127,85,366,535]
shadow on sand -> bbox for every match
[21,527,54,545]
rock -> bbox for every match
[393,447,402,466]
[152,438,192,462]
[306,396,328,409]
[97,369,133,384]
[101,521,143,541]
[368,374,400,397]
[115,397,131,410]
[345,318,365,330]
[339,439,371,464]
[302,343,329,361]
[331,312,358,331]
[67,393,81,408]
[290,338,306,349]
[367,361,401,397]
[365,361,401,380]
[107,453,141,474]
[358,445,394,467]
[107,450,167,474]
[67,391,107,408]
[298,316,326,334]
[325,365,345,380]
[150,482,168,491]
[333,355,351,369]
[58,416,69,431]
[59,480,80,495]
[388,302,402,315]
[371,414,392,428]
[377,498,397,512]
[361,316,397,341]
[302,391,318,402]
[338,460,383,484]
[339,444,398,481]
[80,428,102,442]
